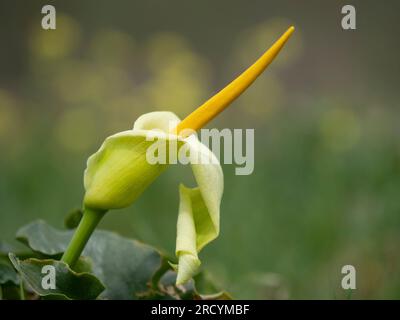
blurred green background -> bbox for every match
[1,0,400,299]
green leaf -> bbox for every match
[16,221,163,299]
[9,253,104,300]
[0,241,14,255]
[0,260,19,285]
[16,221,71,257]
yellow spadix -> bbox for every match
[174,26,295,136]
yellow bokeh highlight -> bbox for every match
[31,15,81,60]
[144,33,211,116]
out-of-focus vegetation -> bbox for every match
[1,0,400,299]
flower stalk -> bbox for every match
[61,208,106,266]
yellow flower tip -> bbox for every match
[173,26,295,136]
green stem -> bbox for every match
[61,207,106,267]
[19,279,25,300]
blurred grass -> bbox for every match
[1,1,400,299]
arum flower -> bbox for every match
[61,26,294,285]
